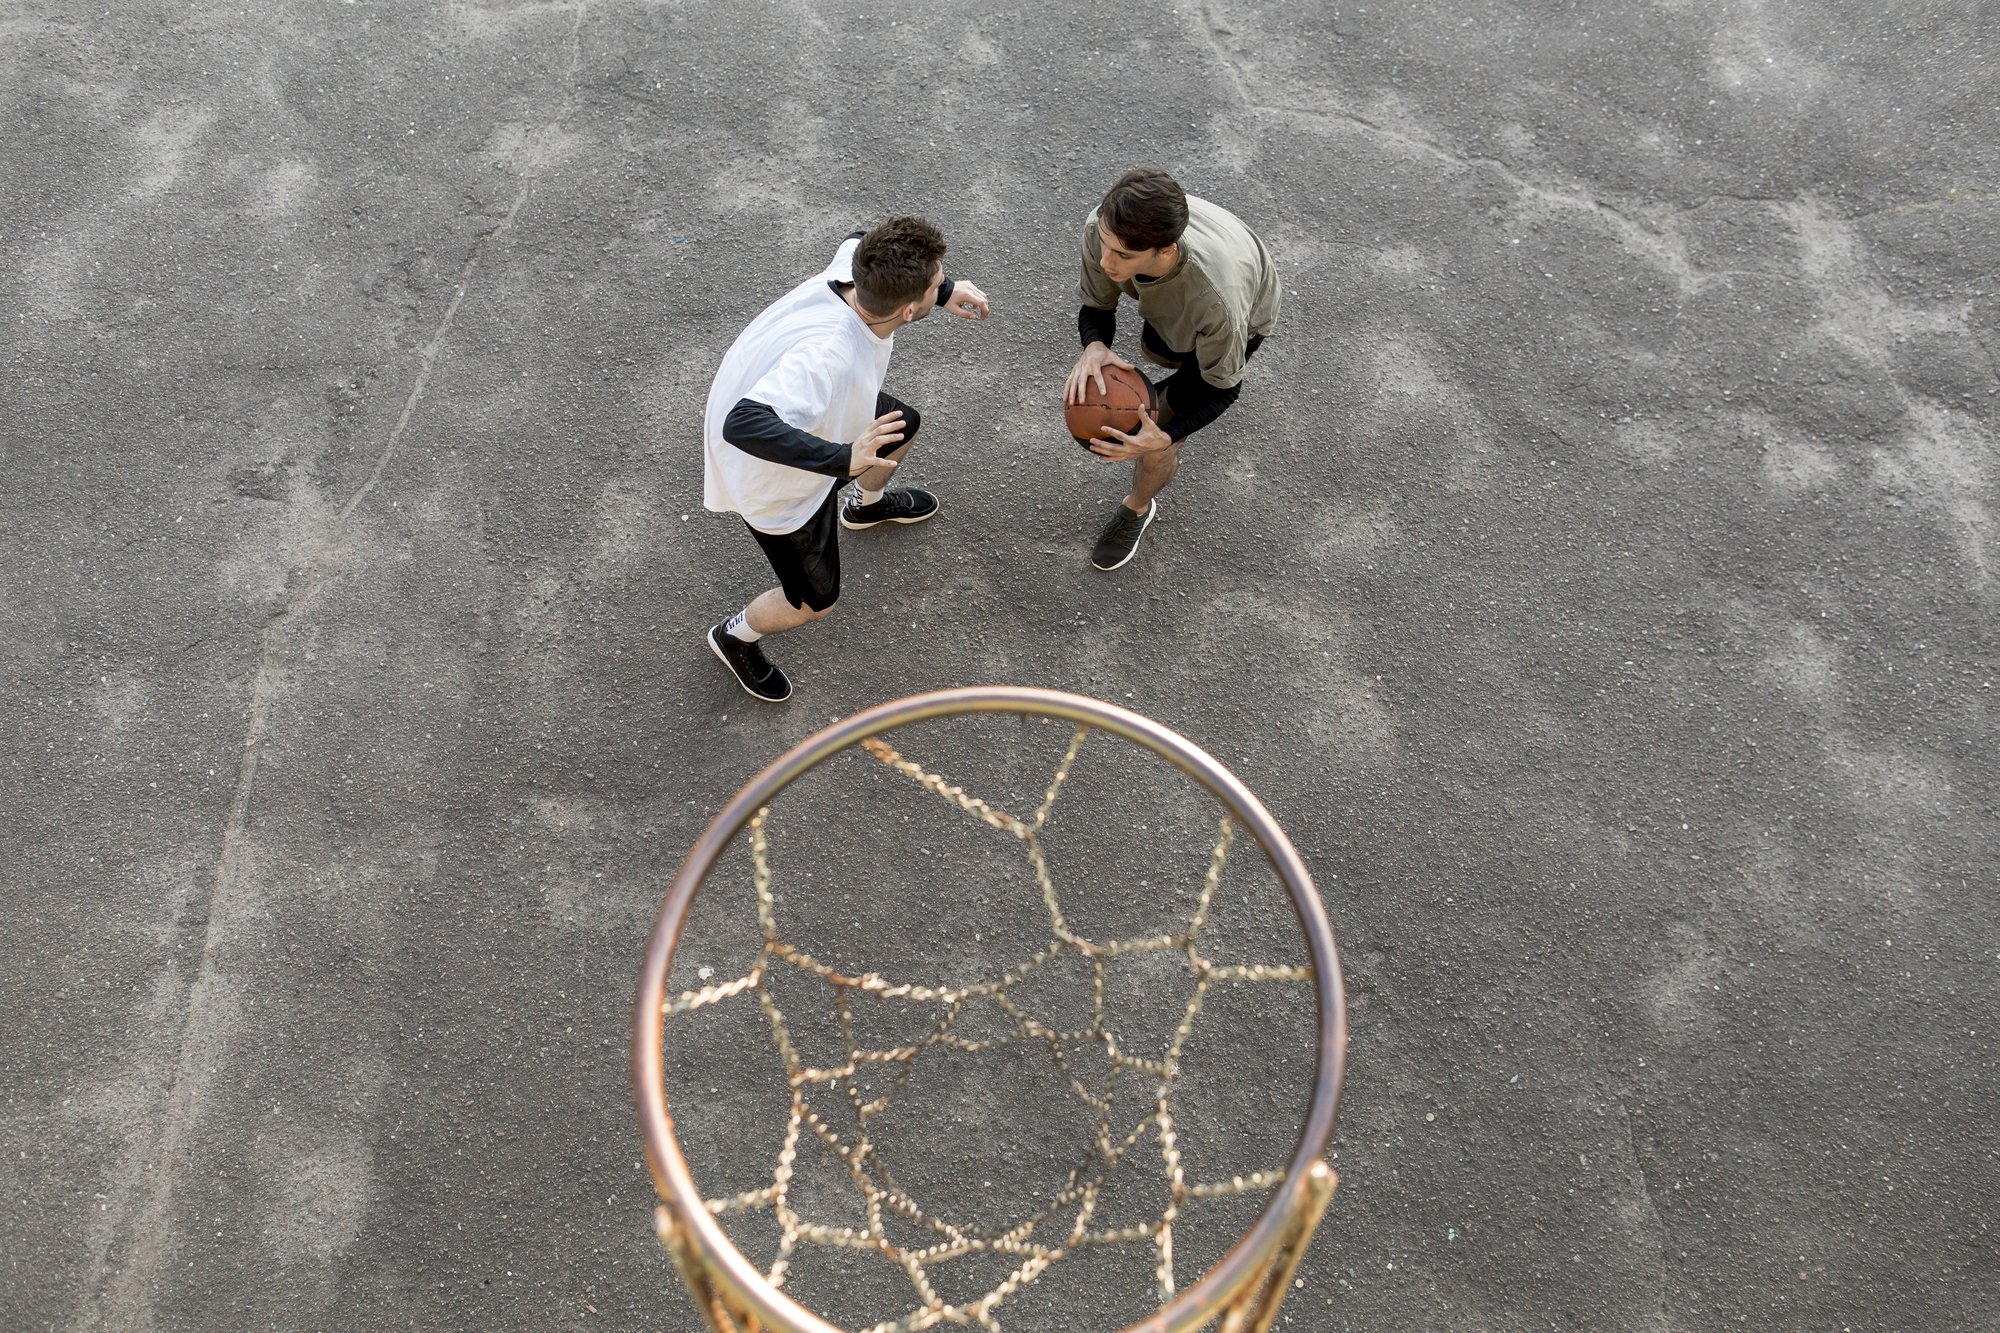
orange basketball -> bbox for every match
[1065,364,1158,445]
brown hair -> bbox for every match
[852,217,946,316]
[1099,167,1188,251]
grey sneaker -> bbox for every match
[1091,499,1157,570]
[708,622,791,702]
[841,487,940,530]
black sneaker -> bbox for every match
[707,622,792,702]
[1091,499,1158,570]
[840,487,940,530]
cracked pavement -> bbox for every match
[1,1,1995,1331]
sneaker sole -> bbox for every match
[707,629,792,703]
[1091,503,1157,571]
[840,498,940,531]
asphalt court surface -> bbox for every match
[2,1,1996,1330]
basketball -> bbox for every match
[1065,363,1158,445]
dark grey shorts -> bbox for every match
[745,391,921,611]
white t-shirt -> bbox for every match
[703,238,895,534]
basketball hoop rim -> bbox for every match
[632,686,1348,1333]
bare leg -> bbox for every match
[744,586,833,636]
[852,436,912,496]
[1122,443,1181,513]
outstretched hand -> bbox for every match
[945,280,991,320]
[1087,407,1173,460]
[849,410,905,474]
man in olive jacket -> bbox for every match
[1064,167,1280,570]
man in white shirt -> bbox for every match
[703,217,990,702]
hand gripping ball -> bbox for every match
[1065,364,1158,446]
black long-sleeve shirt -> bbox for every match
[722,399,852,477]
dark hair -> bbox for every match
[1099,167,1188,251]
[853,217,946,316]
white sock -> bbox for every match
[855,483,886,507]
[724,609,762,642]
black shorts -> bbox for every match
[745,390,921,612]
[1140,321,1265,381]
[1138,324,1263,435]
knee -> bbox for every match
[897,403,921,444]
[788,576,839,618]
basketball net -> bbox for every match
[651,719,1336,1333]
